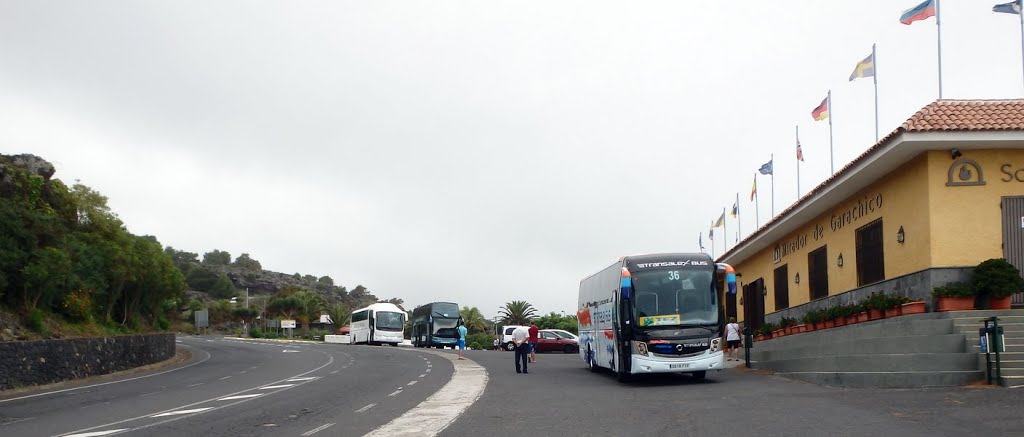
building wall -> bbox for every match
[737,154,933,319]
[928,149,1024,267]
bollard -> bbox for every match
[743,327,753,369]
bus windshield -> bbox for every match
[375,311,405,331]
[631,268,717,327]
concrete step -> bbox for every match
[752,334,968,361]
[757,319,954,352]
[756,353,978,373]
[952,316,1024,326]
[776,370,984,388]
[937,310,1024,319]
[953,322,1024,333]
[969,343,1024,353]
[1000,375,1024,388]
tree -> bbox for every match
[202,249,231,266]
[209,273,235,299]
[459,306,488,334]
[324,302,350,332]
[232,253,262,271]
[185,267,220,292]
[293,291,325,336]
[498,300,537,325]
[317,275,334,287]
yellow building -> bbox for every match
[720,100,1024,328]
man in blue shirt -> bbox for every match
[457,321,468,360]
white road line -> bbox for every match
[355,404,376,413]
[407,381,418,386]
[387,390,402,397]
[419,374,426,378]
[286,377,317,382]
[301,423,335,436]
[259,384,294,390]
[426,369,432,373]
[217,394,263,401]
[151,408,213,417]
[64,430,129,437]
[330,370,339,374]
[1,417,35,426]
[218,376,232,380]
[186,383,204,387]
[364,350,488,437]
[139,391,161,397]
[238,371,247,374]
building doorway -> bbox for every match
[1002,196,1024,308]
[742,279,765,331]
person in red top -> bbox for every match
[528,322,540,363]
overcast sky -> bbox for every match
[2,1,1022,319]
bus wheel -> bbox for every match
[617,371,632,383]
[587,348,599,372]
[505,342,516,352]
[691,371,707,381]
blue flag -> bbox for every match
[994,1,1022,14]
[758,160,774,176]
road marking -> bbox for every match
[355,404,376,413]
[388,390,402,397]
[286,377,318,382]
[301,423,335,436]
[218,394,263,401]
[330,370,339,374]
[364,349,488,437]
[64,430,129,437]
[139,391,161,397]
[283,349,301,353]
[407,380,418,386]
[426,368,432,373]
[151,408,213,417]
[187,383,204,387]
[259,384,294,390]
[419,374,426,378]
[0,417,35,426]
[218,376,232,380]
[238,371,247,374]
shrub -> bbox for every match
[27,308,45,333]
[308,329,329,340]
[60,288,94,322]
[249,328,264,338]
[932,282,975,298]
[973,258,1024,299]
[779,317,798,328]
[155,316,170,331]
[466,332,495,350]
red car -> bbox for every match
[534,330,579,354]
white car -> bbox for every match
[541,329,579,341]
[500,325,528,351]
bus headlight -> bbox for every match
[710,337,722,353]
[631,341,648,356]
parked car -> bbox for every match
[500,325,527,351]
[535,330,579,354]
[541,329,579,341]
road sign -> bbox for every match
[281,320,296,329]
[194,310,209,328]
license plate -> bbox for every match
[669,363,690,369]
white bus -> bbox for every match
[577,253,735,382]
[350,303,407,346]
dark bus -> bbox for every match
[411,302,462,349]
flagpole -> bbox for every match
[828,90,834,175]
[736,192,741,239]
[770,153,775,217]
[936,0,943,99]
[873,43,879,142]
[754,175,760,229]
[796,125,801,198]
[723,207,728,254]
[1019,1,1024,93]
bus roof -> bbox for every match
[352,302,407,314]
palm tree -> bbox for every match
[499,300,537,325]
[324,302,350,333]
[459,306,488,334]
[293,291,325,337]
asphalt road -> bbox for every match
[4,338,1024,437]
[440,348,1024,437]
[0,336,453,437]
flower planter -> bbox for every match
[773,329,785,337]
[937,296,975,311]
[813,321,825,330]
[755,334,766,341]
[990,296,1012,310]
[795,324,808,333]
[845,315,859,325]
[884,306,901,318]
[784,326,795,335]
[832,317,846,327]
[856,312,870,323]
[868,309,884,320]
[901,301,926,315]
[823,319,835,329]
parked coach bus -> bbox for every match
[577,253,735,382]
[350,303,407,346]
[410,302,462,349]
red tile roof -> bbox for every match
[719,99,1024,262]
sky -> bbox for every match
[2,1,1023,319]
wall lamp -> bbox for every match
[897,226,905,244]
[837,253,844,267]
[794,272,801,284]
[951,148,963,160]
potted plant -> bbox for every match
[822,306,836,329]
[901,297,927,315]
[803,309,825,331]
[780,317,798,335]
[932,282,976,311]
[883,295,909,318]
[863,292,887,320]
[830,305,847,327]
[972,258,1024,310]
[756,323,774,341]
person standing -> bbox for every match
[528,321,540,363]
[493,336,500,351]
[457,321,468,360]
[512,325,530,373]
[725,317,742,361]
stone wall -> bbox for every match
[765,267,973,326]
[0,333,175,391]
